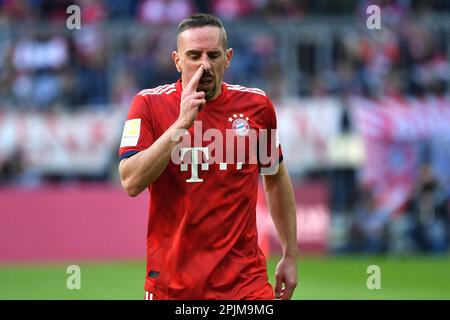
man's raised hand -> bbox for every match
[177,66,206,129]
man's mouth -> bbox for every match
[199,77,214,84]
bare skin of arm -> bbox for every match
[263,162,298,299]
[119,66,206,197]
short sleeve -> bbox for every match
[118,94,155,161]
[258,96,283,175]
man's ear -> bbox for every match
[172,51,181,73]
[225,48,233,69]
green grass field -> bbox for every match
[0,255,449,299]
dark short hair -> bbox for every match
[177,14,228,49]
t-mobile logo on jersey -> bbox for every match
[171,121,280,182]
[180,147,209,183]
[179,147,243,183]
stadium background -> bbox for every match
[1,0,450,299]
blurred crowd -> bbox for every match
[308,0,450,98]
[345,164,450,254]
[0,0,449,110]
[2,0,450,23]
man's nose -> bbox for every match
[199,53,212,72]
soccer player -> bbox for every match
[118,14,298,300]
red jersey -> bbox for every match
[119,80,282,300]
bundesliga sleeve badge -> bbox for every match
[120,118,141,147]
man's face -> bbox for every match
[172,26,233,100]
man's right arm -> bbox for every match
[119,66,206,197]
[119,120,186,197]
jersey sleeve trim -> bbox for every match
[119,150,141,161]
[258,154,284,174]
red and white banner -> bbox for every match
[0,109,127,175]
[277,98,345,174]
[350,96,450,141]
[349,95,450,213]
[0,99,348,176]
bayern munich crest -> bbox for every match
[228,113,250,136]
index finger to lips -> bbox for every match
[185,66,204,93]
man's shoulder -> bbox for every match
[225,83,268,100]
[129,83,178,114]
[136,83,177,99]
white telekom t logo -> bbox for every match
[179,147,243,183]
[180,147,209,183]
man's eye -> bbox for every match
[209,54,220,59]
[189,55,200,60]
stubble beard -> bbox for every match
[204,82,217,101]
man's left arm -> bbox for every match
[263,162,298,300]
